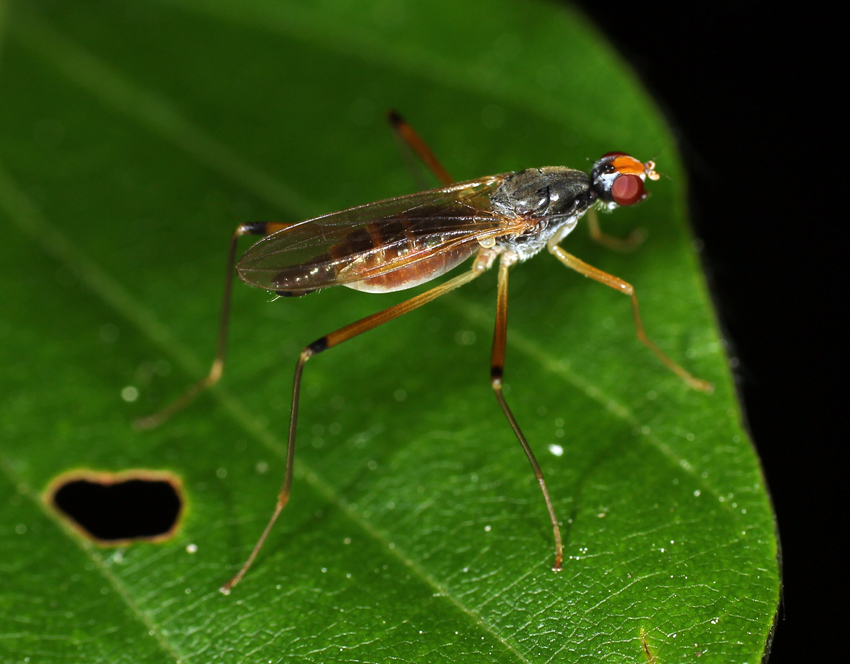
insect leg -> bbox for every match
[586,206,647,251]
[221,251,496,593]
[135,222,293,430]
[388,110,455,186]
[548,244,713,392]
[490,254,563,572]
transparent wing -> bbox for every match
[237,174,525,292]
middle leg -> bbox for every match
[490,253,564,571]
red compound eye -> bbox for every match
[610,173,645,206]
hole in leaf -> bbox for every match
[46,470,183,544]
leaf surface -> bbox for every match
[0,1,779,662]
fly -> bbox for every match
[136,112,712,594]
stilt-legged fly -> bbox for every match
[136,112,711,594]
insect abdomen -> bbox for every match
[338,220,477,293]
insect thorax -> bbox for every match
[491,167,595,261]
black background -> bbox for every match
[572,4,838,663]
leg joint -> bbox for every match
[490,365,503,388]
[305,336,328,356]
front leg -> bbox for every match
[548,244,712,392]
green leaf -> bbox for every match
[0,0,779,662]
